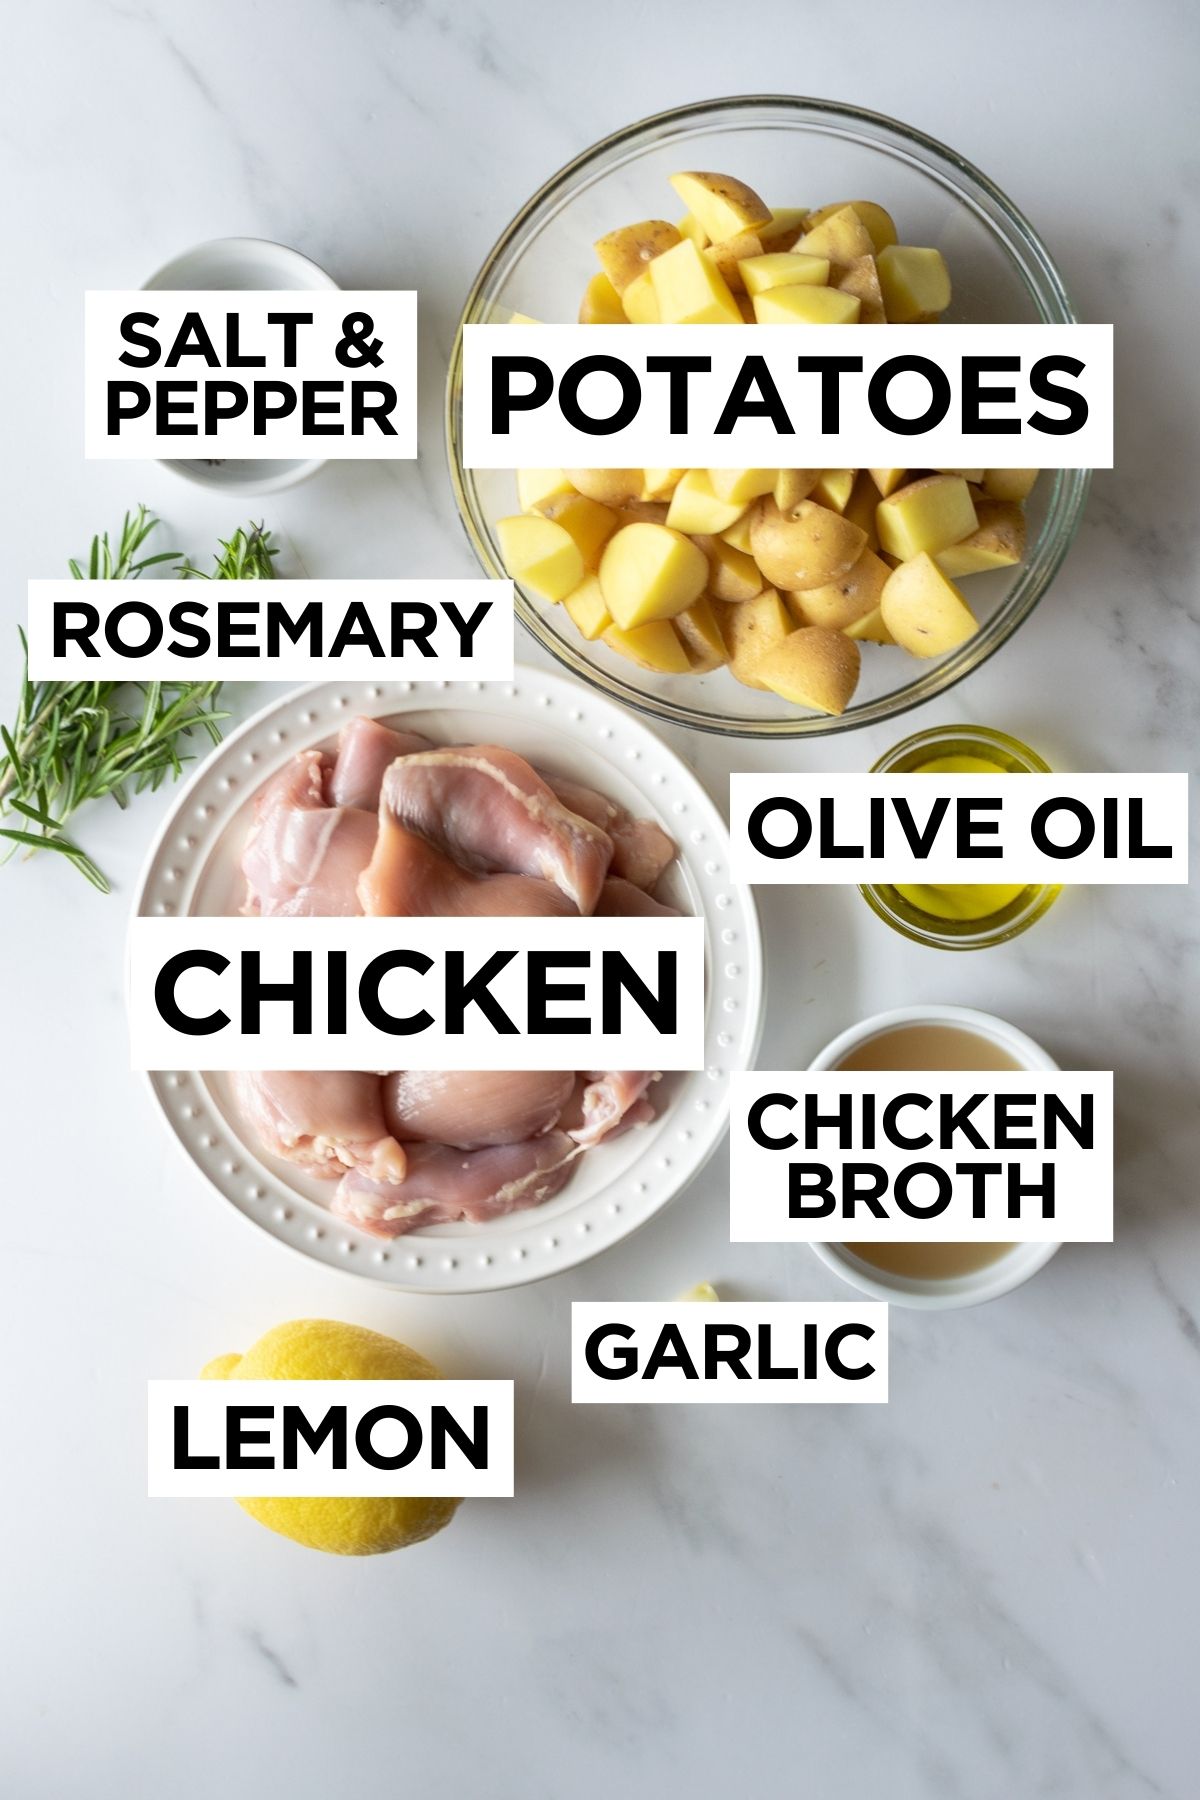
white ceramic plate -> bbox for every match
[135,669,763,1292]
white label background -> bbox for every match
[27,578,513,682]
[462,322,1113,467]
[729,1073,1113,1243]
[148,1380,514,1497]
[571,1303,888,1404]
[729,773,1189,884]
[85,290,418,459]
[128,916,707,1071]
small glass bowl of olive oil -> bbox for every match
[859,724,1062,950]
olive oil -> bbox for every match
[891,751,1029,925]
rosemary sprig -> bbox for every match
[0,507,276,892]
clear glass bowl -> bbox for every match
[446,95,1090,739]
[859,722,1063,948]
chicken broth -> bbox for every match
[835,1022,1019,1279]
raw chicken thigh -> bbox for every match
[233,717,683,1237]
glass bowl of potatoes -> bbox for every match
[447,95,1089,738]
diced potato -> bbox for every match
[598,522,708,628]
[704,231,764,293]
[869,468,908,497]
[721,512,756,554]
[983,469,1039,502]
[798,205,874,266]
[708,468,778,505]
[516,468,575,514]
[774,469,821,511]
[621,268,660,322]
[697,535,763,602]
[579,271,627,325]
[674,595,728,671]
[666,469,747,535]
[876,474,978,561]
[756,627,861,714]
[649,238,743,324]
[740,251,830,295]
[843,605,895,645]
[937,469,984,483]
[736,294,756,323]
[717,587,793,688]
[540,493,621,569]
[753,284,861,325]
[497,514,585,602]
[934,500,1026,577]
[758,207,809,250]
[812,469,857,513]
[603,619,691,674]
[641,468,685,500]
[565,468,644,506]
[676,212,709,248]
[668,171,772,241]
[618,500,670,526]
[876,245,951,321]
[594,220,682,293]
[563,575,612,640]
[880,553,979,657]
[802,200,898,255]
[788,548,889,630]
[750,497,867,591]
[844,471,880,550]
[835,255,886,325]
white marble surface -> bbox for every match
[3,3,1198,1796]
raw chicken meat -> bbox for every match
[382,1069,575,1149]
[328,715,431,811]
[332,1134,579,1237]
[594,877,680,918]
[233,721,680,1239]
[241,750,377,917]
[564,1072,659,1147]
[359,823,579,917]
[374,747,613,912]
[232,1070,408,1183]
[545,775,676,891]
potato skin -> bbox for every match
[750,497,867,592]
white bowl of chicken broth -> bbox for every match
[807,1005,1062,1310]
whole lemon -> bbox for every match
[201,1319,461,1555]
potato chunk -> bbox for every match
[880,554,979,657]
[812,469,857,513]
[798,206,875,266]
[674,595,729,671]
[516,467,574,513]
[565,468,643,506]
[982,468,1039,502]
[641,467,685,500]
[868,468,908,497]
[697,535,763,602]
[665,469,747,535]
[876,245,951,321]
[621,268,660,322]
[788,549,889,631]
[750,497,867,592]
[540,494,621,570]
[803,200,898,256]
[704,231,764,293]
[563,575,612,640]
[757,207,809,250]
[752,285,860,325]
[649,238,743,324]
[835,255,886,325]
[708,468,779,505]
[876,475,978,561]
[668,171,772,241]
[740,252,830,295]
[717,587,793,689]
[598,522,708,628]
[774,470,822,511]
[756,628,861,715]
[934,500,1026,578]
[497,515,585,602]
[594,220,682,293]
[579,271,627,325]
[603,619,691,674]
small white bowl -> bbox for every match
[142,236,339,495]
[807,1004,1062,1311]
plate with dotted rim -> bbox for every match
[134,669,763,1292]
